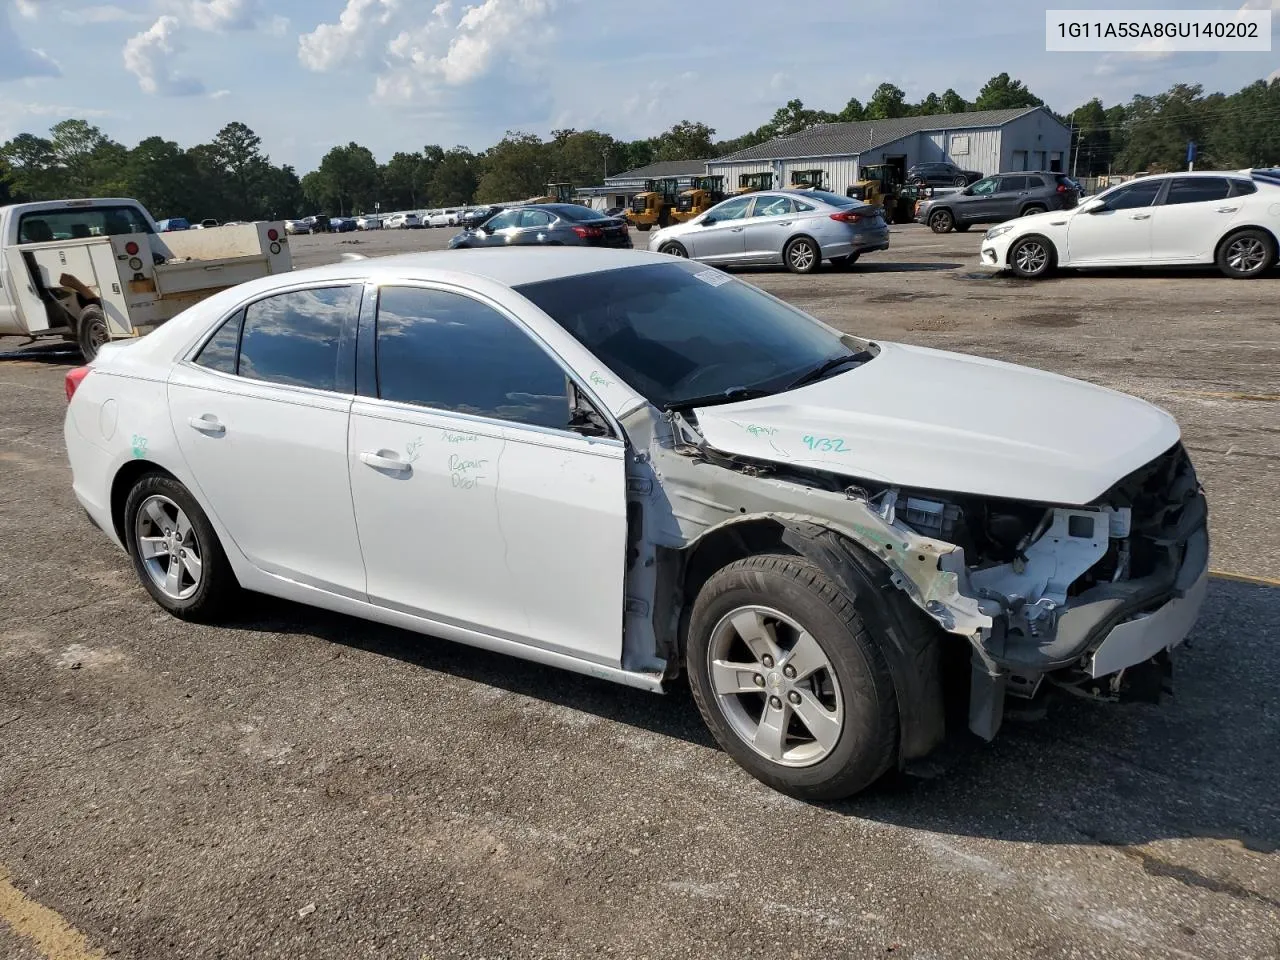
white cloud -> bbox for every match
[123,16,205,96]
[0,2,60,79]
[166,0,263,31]
[300,0,562,105]
[1270,68,1280,83]
[60,5,147,24]
[210,88,231,99]
[1238,0,1280,11]
[13,0,37,19]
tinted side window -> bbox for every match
[1229,179,1257,196]
[520,209,552,227]
[195,310,242,374]
[970,177,998,196]
[1106,181,1162,210]
[1026,175,1047,188]
[1164,177,1231,205]
[752,196,793,217]
[485,210,519,230]
[375,287,571,430]
[998,176,1027,192]
[710,196,753,221]
[238,286,359,391]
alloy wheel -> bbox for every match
[1014,240,1048,275]
[788,241,815,272]
[134,495,203,601]
[1226,236,1267,274]
[706,605,844,767]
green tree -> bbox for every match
[767,99,837,137]
[429,147,478,205]
[124,137,200,218]
[211,121,268,220]
[837,97,866,122]
[916,92,944,116]
[49,119,112,195]
[940,89,969,113]
[973,73,1043,111]
[0,132,59,198]
[313,142,380,214]
[651,120,715,161]
[381,151,425,209]
[549,128,626,185]
[866,83,909,119]
[475,132,550,202]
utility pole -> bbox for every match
[1070,113,1081,180]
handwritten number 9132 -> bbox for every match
[802,435,848,453]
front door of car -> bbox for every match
[954,176,999,224]
[166,284,367,598]
[741,195,797,262]
[1066,178,1163,263]
[687,195,753,261]
[471,209,520,246]
[347,284,629,666]
[1148,176,1235,261]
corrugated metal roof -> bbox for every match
[714,107,1045,163]
[606,158,710,181]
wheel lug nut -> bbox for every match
[761,655,774,668]
[753,674,765,687]
[788,691,801,705]
[769,696,782,709]
[783,665,796,679]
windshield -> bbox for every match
[17,204,154,243]
[514,261,856,408]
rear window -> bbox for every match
[550,205,610,222]
[1229,179,1257,196]
[17,204,154,243]
[800,190,857,208]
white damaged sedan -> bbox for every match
[64,249,1209,799]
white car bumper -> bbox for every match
[981,230,1015,268]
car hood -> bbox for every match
[692,341,1180,505]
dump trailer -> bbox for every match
[670,176,726,223]
[626,178,681,231]
[733,172,775,195]
[0,197,290,360]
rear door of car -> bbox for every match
[741,195,796,262]
[167,282,367,598]
[347,283,629,666]
[1148,176,1235,261]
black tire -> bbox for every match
[686,554,899,800]
[1020,205,1047,217]
[1216,229,1276,279]
[76,304,109,362]
[637,224,651,232]
[1008,234,1056,279]
[954,223,972,233]
[929,209,954,234]
[784,236,820,274]
[124,474,238,621]
[660,241,689,258]
[830,252,859,268]
[952,175,968,187]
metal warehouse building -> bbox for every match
[707,107,1072,195]
[576,159,710,210]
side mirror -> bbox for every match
[1081,199,1107,214]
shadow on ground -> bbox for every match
[220,578,1280,864]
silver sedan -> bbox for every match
[647,189,889,273]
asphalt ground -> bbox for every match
[1,223,1277,959]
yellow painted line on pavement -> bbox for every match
[0,871,104,960]
[1210,569,1280,588]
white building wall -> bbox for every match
[703,159,782,190]
[998,109,1071,173]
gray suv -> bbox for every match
[917,172,1081,233]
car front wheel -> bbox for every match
[929,209,953,233]
[124,474,238,621]
[1008,234,1056,278]
[660,241,689,258]
[686,554,899,800]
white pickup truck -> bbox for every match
[0,197,291,359]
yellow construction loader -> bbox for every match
[732,172,775,195]
[626,178,681,231]
[847,164,908,223]
[670,176,726,223]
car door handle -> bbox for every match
[187,415,225,435]
[731,227,744,232]
[1216,206,1239,213]
[1130,213,1152,220]
[360,450,410,473]
[777,221,792,227]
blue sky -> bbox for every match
[1,0,1276,172]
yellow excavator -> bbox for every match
[670,175,726,223]
[626,177,681,231]
[847,164,908,222]
[732,172,775,195]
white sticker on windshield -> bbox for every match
[693,269,731,288]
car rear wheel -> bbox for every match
[1021,204,1047,216]
[929,210,953,234]
[1216,229,1275,279]
[952,176,968,186]
[660,241,689,258]
[953,223,971,233]
[686,554,899,800]
[1008,234,1056,279]
[785,237,820,274]
[76,305,109,362]
[124,474,238,621]
[830,253,859,268]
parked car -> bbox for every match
[449,204,631,249]
[285,219,310,235]
[647,189,888,273]
[916,172,1081,233]
[458,206,501,229]
[156,217,190,232]
[429,208,464,228]
[356,216,383,230]
[604,206,627,218]
[330,216,358,233]
[62,248,1209,800]
[302,214,331,234]
[906,161,984,187]
[385,213,421,229]
[981,169,1280,280]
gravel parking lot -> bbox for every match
[1,224,1277,959]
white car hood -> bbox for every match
[693,342,1180,505]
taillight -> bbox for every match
[1057,184,1067,193]
[124,241,139,255]
[267,228,279,241]
[65,366,90,402]
[830,211,864,223]
[572,225,604,239]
